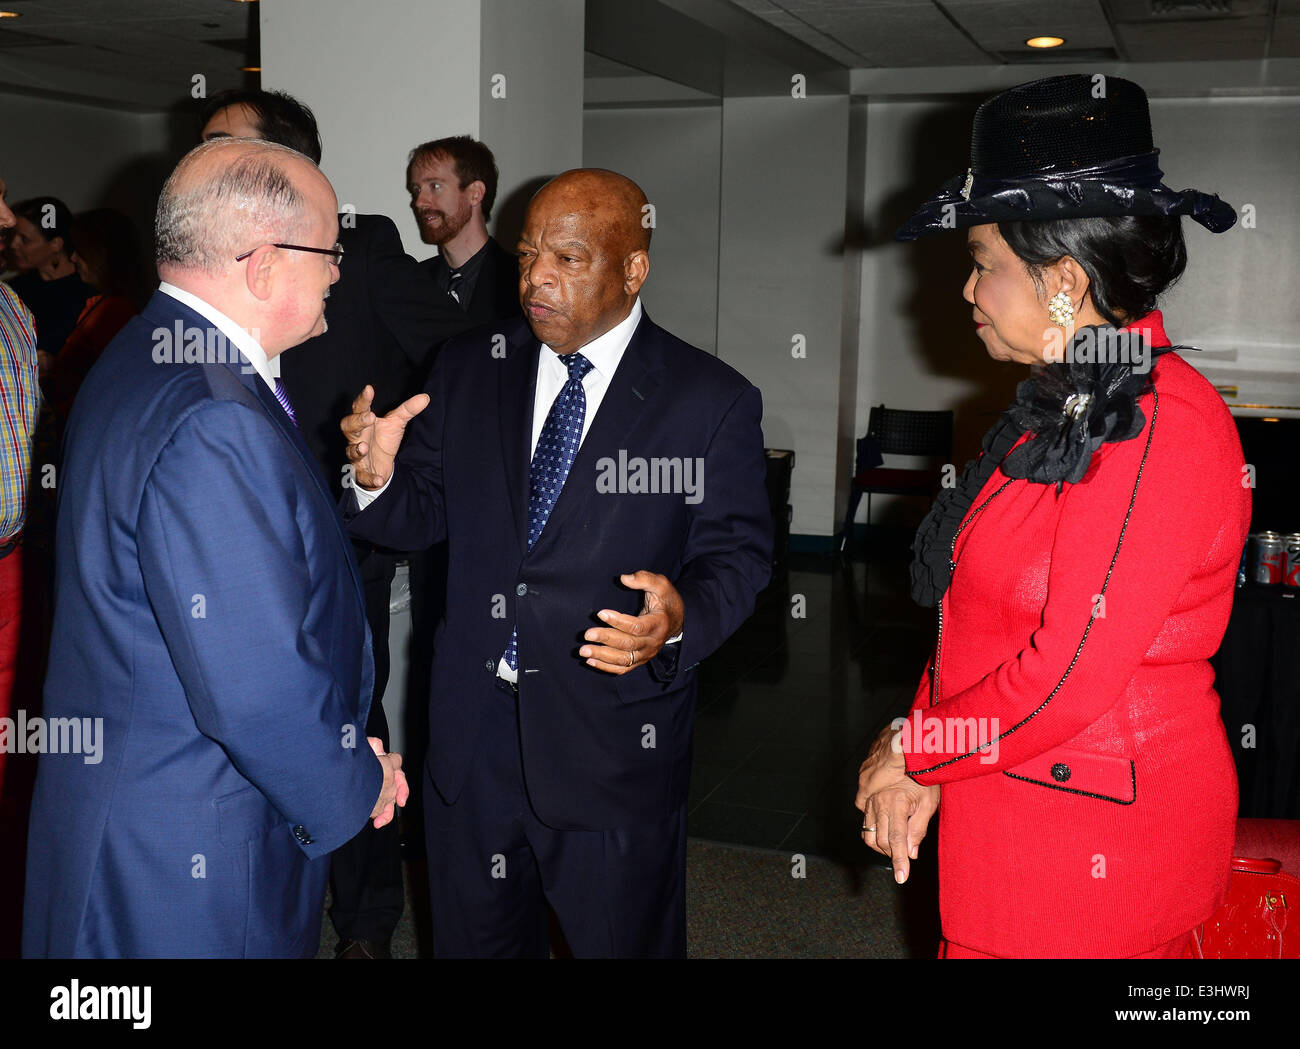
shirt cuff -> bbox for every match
[352,470,393,509]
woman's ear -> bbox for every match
[1054,255,1090,308]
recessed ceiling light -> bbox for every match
[1026,36,1065,49]
[0,11,23,18]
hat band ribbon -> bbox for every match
[964,151,1166,201]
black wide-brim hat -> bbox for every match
[895,74,1236,241]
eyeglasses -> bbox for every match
[234,241,344,266]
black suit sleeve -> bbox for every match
[360,214,476,374]
[663,383,773,679]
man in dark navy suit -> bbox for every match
[23,140,407,958]
[343,168,772,957]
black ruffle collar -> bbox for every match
[909,323,1174,608]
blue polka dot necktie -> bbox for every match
[502,351,594,672]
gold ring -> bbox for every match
[863,825,875,833]
[627,650,635,667]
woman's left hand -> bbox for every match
[855,724,940,884]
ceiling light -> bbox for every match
[1026,36,1065,49]
[241,66,261,73]
[0,11,23,18]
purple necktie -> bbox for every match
[273,378,298,427]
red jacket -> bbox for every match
[900,311,1251,957]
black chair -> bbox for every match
[838,405,953,559]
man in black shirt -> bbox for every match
[407,136,521,325]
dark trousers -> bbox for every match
[328,546,404,945]
[425,677,688,958]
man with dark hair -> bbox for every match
[200,89,323,165]
[407,136,520,324]
[199,89,474,959]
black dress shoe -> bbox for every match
[335,939,392,959]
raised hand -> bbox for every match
[341,385,429,490]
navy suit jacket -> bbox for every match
[347,311,772,829]
[23,291,381,958]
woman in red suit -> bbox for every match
[855,75,1249,958]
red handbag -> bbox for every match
[1184,857,1298,959]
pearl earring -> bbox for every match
[1048,291,1074,329]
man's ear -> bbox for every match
[623,250,649,296]
[467,180,486,210]
[243,246,276,302]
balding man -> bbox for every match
[23,140,407,958]
[342,168,772,957]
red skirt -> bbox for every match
[939,931,1193,959]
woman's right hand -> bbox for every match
[856,724,941,884]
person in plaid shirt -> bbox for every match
[0,174,40,957]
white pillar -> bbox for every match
[262,0,583,258]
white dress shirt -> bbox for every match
[355,298,642,504]
[158,282,280,391]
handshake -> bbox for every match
[367,737,410,830]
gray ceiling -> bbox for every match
[728,0,1300,66]
[0,0,254,110]
[1,0,1297,111]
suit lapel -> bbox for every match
[498,325,541,557]
[220,355,368,604]
[530,313,665,553]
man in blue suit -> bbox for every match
[343,168,772,957]
[23,139,407,958]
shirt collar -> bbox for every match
[541,297,642,380]
[157,281,276,391]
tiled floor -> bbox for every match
[686,543,937,866]
[319,539,942,958]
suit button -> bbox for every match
[516,583,528,596]
[1050,763,1071,782]
[293,825,313,845]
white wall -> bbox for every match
[716,94,851,538]
[852,89,1300,532]
[583,105,722,353]
[0,92,174,240]
[261,0,483,260]
[1150,95,1300,414]
[480,0,585,249]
